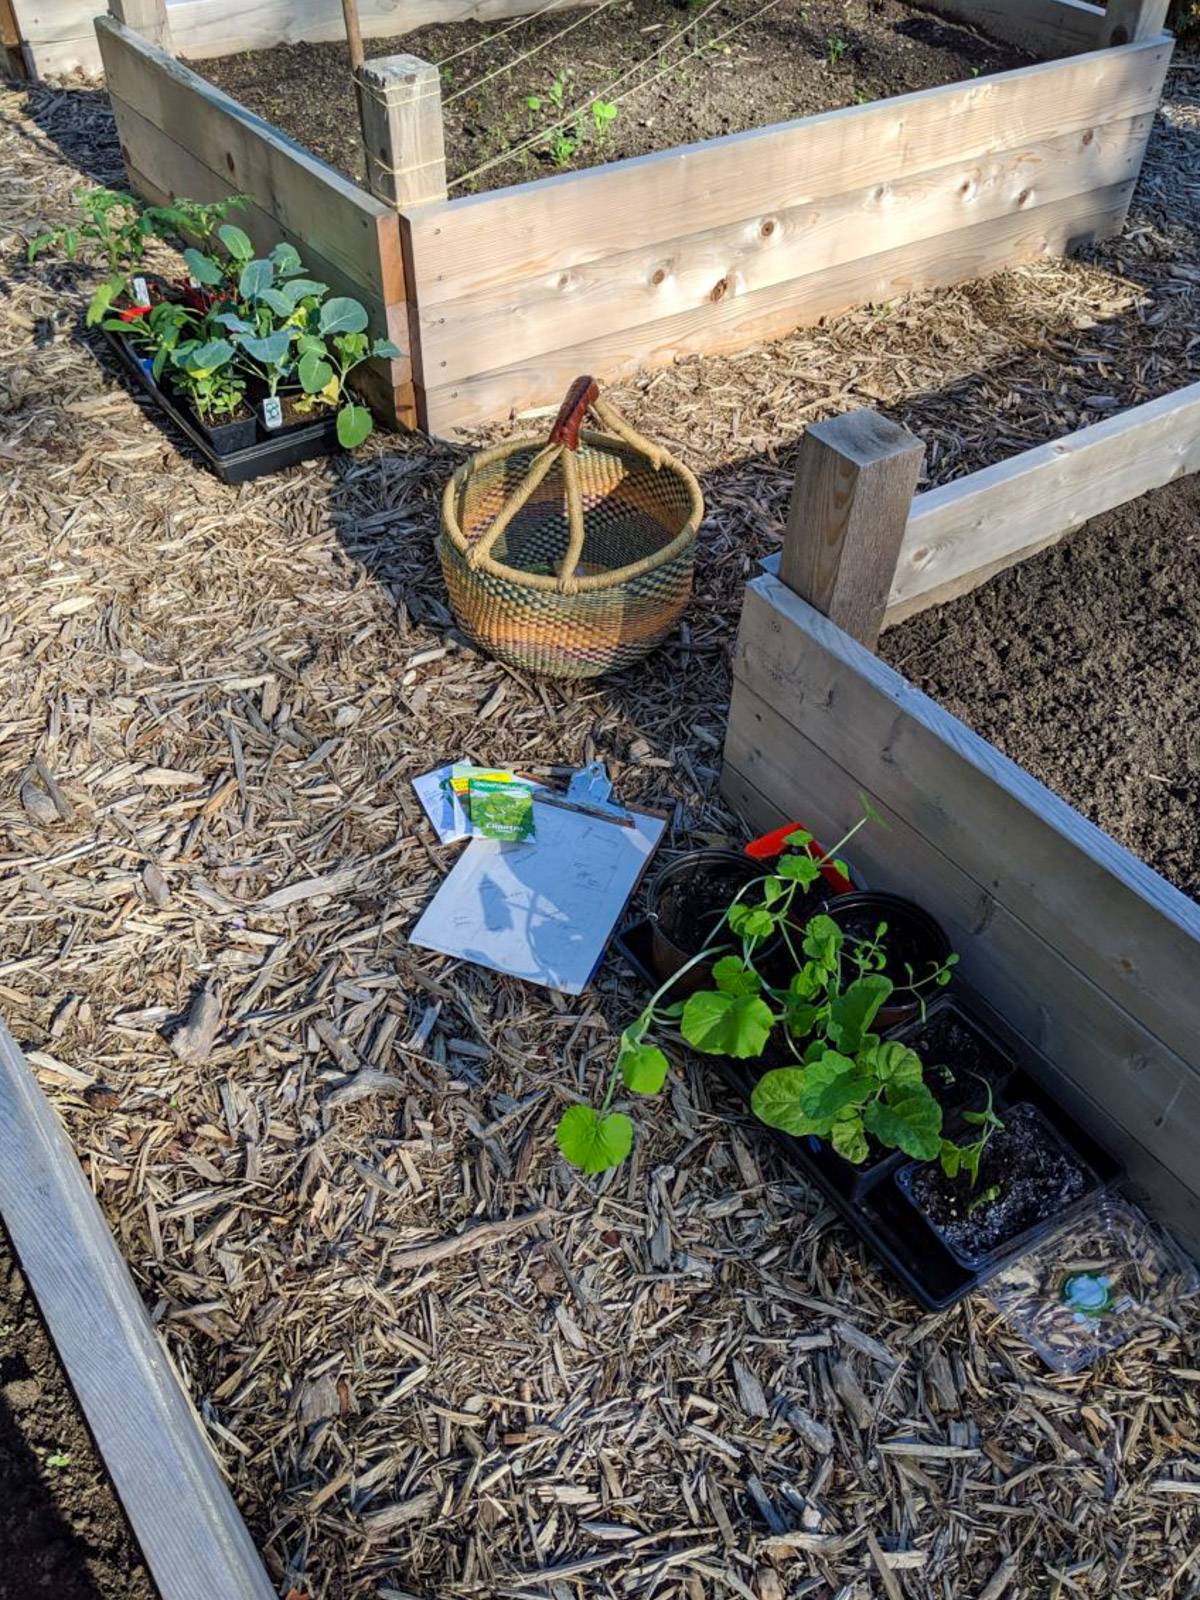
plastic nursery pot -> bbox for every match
[815,891,954,1030]
[888,996,1015,1118]
[200,410,259,454]
[894,1102,1102,1272]
[645,849,776,994]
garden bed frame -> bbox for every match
[722,383,1200,1254]
[78,0,1174,433]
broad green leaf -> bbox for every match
[298,349,335,394]
[728,903,775,940]
[802,913,843,969]
[712,956,760,997]
[790,962,824,1002]
[240,329,292,366]
[371,337,402,359]
[218,223,254,261]
[783,828,814,849]
[939,1140,963,1180]
[778,853,821,887]
[214,311,255,333]
[259,287,295,318]
[681,989,774,1059]
[826,973,892,1054]
[268,240,303,275]
[863,1087,943,1161]
[239,258,274,300]
[183,247,223,286]
[783,999,821,1039]
[336,403,373,449]
[831,1113,870,1164]
[319,295,369,336]
[555,1105,633,1173]
[182,337,234,374]
[619,1039,669,1095]
[85,275,124,327]
[751,1068,829,1137]
[867,1040,924,1088]
[789,1051,871,1121]
[283,277,329,307]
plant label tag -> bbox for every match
[132,275,150,307]
[261,397,283,431]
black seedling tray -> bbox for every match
[612,919,1121,1309]
[99,329,341,485]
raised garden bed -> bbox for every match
[88,0,1174,432]
[725,384,1200,1254]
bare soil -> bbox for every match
[881,473,1200,903]
[194,0,1031,195]
[907,1103,1092,1260]
[0,1230,156,1600]
[903,1003,1012,1113]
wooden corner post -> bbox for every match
[108,0,172,51]
[357,54,448,209]
[1104,0,1172,44]
[779,409,924,650]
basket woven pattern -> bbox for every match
[439,386,702,679]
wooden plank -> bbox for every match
[358,52,448,208]
[167,0,592,60]
[96,16,405,308]
[405,37,1170,309]
[415,113,1153,386]
[719,749,1200,1253]
[417,179,1136,430]
[780,409,924,648]
[11,0,96,48]
[112,0,173,50]
[912,0,1106,57]
[733,574,1200,1066]
[884,380,1200,623]
[0,1017,277,1600]
[108,93,413,422]
[1104,0,1173,44]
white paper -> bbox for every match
[412,762,471,843]
[409,800,664,994]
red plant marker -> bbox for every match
[744,822,855,895]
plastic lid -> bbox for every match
[984,1195,1199,1373]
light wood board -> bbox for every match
[732,573,1200,1069]
[884,380,1200,622]
[416,179,1136,429]
[0,1016,276,1600]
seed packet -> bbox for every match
[449,763,516,796]
[985,1195,1199,1373]
[467,777,536,842]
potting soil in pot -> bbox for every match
[903,1004,1012,1112]
[654,858,758,958]
[907,1103,1091,1260]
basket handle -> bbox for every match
[548,375,599,450]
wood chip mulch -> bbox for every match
[2,56,1200,1600]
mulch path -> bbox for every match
[2,43,1200,1600]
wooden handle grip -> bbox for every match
[547,375,599,451]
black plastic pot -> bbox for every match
[98,329,341,485]
[894,1102,1103,1272]
[817,892,954,1029]
[644,849,772,994]
[611,920,1120,1310]
[203,411,259,453]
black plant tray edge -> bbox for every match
[611,919,1122,1311]
[98,328,341,485]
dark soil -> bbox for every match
[653,852,762,955]
[0,1229,157,1600]
[907,1103,1092,1261]
[881,474,1200,904]
[902,1002,1012,1113]
[194,0,1032,195]
[823,898,951,994]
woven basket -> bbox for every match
[439,376,703,678]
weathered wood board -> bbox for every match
[0,1017,276,1600]
[405,35,1170,431]
[722,574,1200,1253]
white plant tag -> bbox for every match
[261,396,283,431]
[132,275,150,307]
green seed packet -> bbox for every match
[468,777,536,842]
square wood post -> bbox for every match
[1104,0,1172,43]
[779,409,924,650]
[108,0,172,51]
[357,54,448,209]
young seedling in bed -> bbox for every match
[825,35,848,66]
[28,186,151,274]
[591,98,619,139]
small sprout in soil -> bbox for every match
[825,35,849,67]
[968,1183,1003,1215]
[938,1076,1005,1187]
[45,1451,72,1469]
[591,97,619,138]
